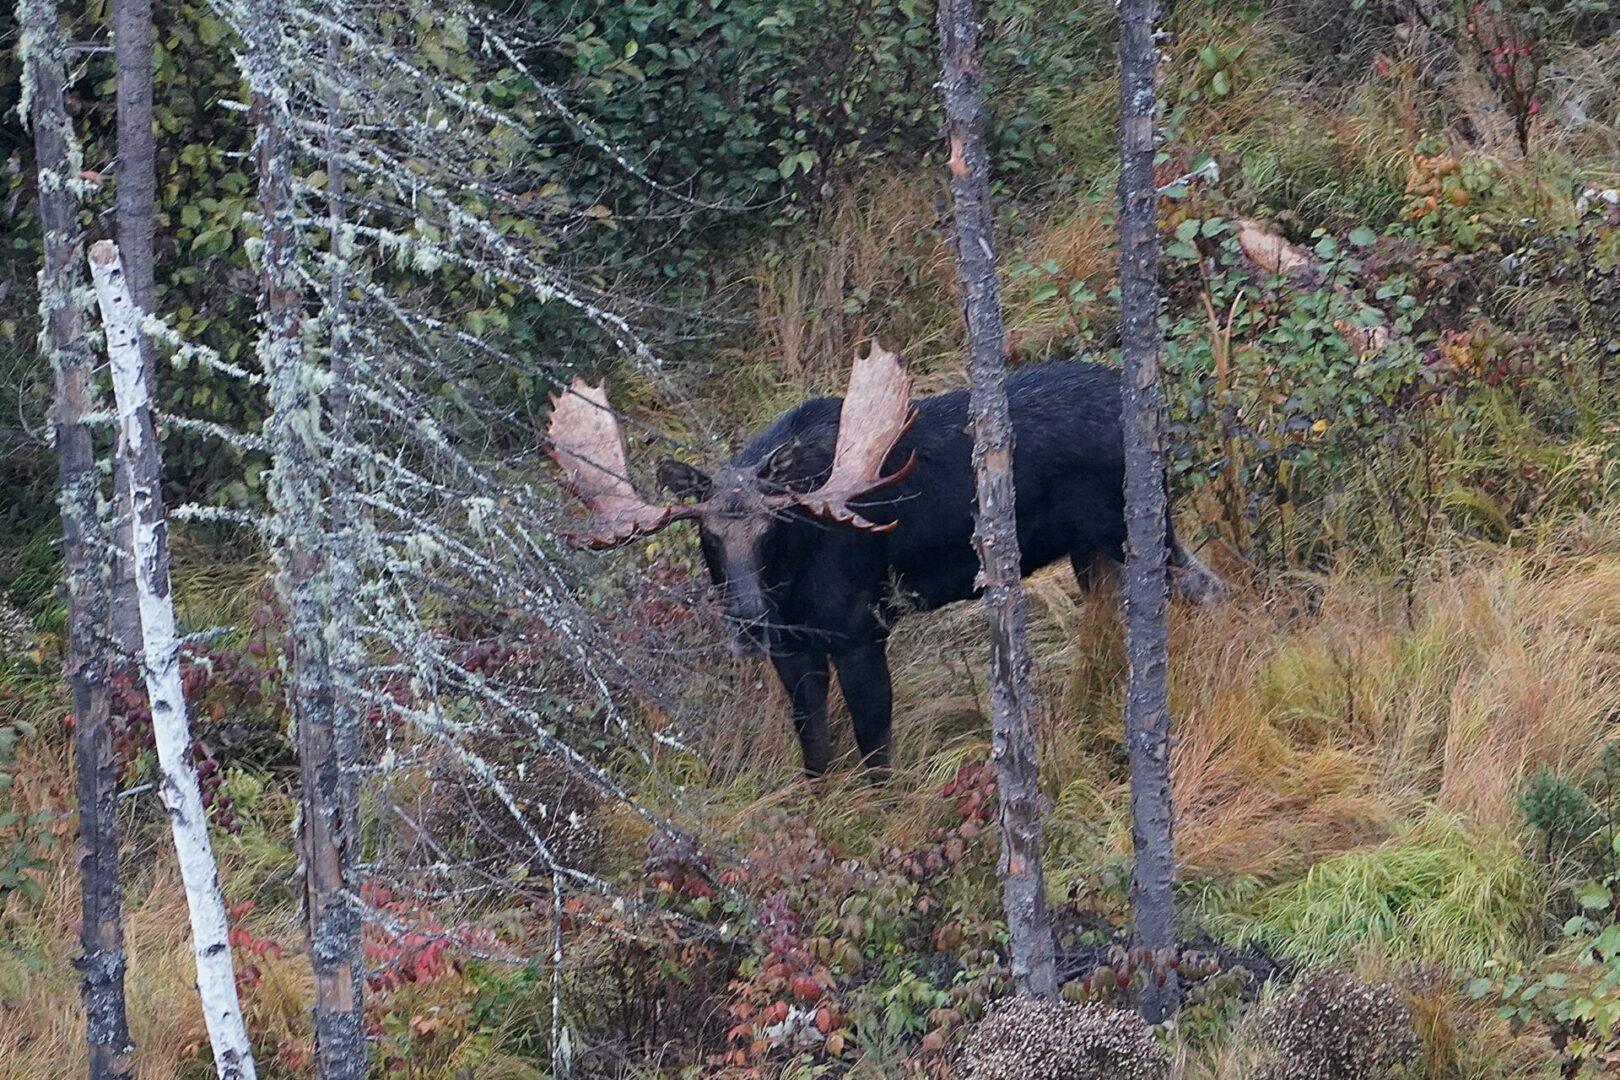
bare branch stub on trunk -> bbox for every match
[1117,0,1181,1023]
[936,0,1059,1000]
[545,344,917,547]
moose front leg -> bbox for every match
[833,642,893,774]
[771,652,832,777]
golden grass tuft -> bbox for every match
[1162,548,1620,888]
[0,737,307,1080]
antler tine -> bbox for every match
[785,341,917,532]
[544,379,695,549]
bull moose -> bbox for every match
[546,343,1225,776]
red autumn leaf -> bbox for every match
[789,975,822,1003]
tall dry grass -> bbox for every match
[691,512,1620,971]
[9,509,1613,1076]
[0,737,308,1080]
[671,516,1620,1076]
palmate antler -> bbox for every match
[544,381,703,549]
[771,341,918,531]
[545,342,918,546]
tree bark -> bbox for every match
[108,0,157,658]
[89,240,258,1080]
[936,0,1058,1000]
[323,33,364,840]
[245,6,366,1075]
[1116,0,1180,1023]
[22,0,137,1072]
[113,0,157,340]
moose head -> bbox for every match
[545,343,917,656]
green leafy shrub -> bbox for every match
[1470,879,1620,1077]
[1158,215,1434,566]
[542,0,1109,215]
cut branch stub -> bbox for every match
[783,341,918,531]
[1234,218,1391,356]
[545,380,694,548]
[1233,219,1316,279]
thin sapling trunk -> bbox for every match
[937,0,1058,1000]
[1116,0,1180,1022]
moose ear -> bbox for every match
[758,439,799,484]
[657,459,714,502]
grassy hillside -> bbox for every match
[4,0,1620,1076]
[11,516,1620,1076]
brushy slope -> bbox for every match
[11,516,1620,1076]
[5,0,1620,1076]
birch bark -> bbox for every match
[89,239,258,1079]
[936,0,1058,1000]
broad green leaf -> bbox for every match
[1577,880,1612,910]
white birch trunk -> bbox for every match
[88,239,259,1080]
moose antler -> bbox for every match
[545,380,700,548]
[778,341,917,531]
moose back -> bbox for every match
[546,344,1224,776]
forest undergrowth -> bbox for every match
[5,0,1620,1075]
[11,509,1620,1077]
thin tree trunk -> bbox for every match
[89,240,258,1080]
[936,0,1057,1000]
[246,7,365,1075]
[108,0,157,658]
[1116,0,1180,1023]
[323,31,364,865]
[113,0,156,340]
[22,0,136,1072]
